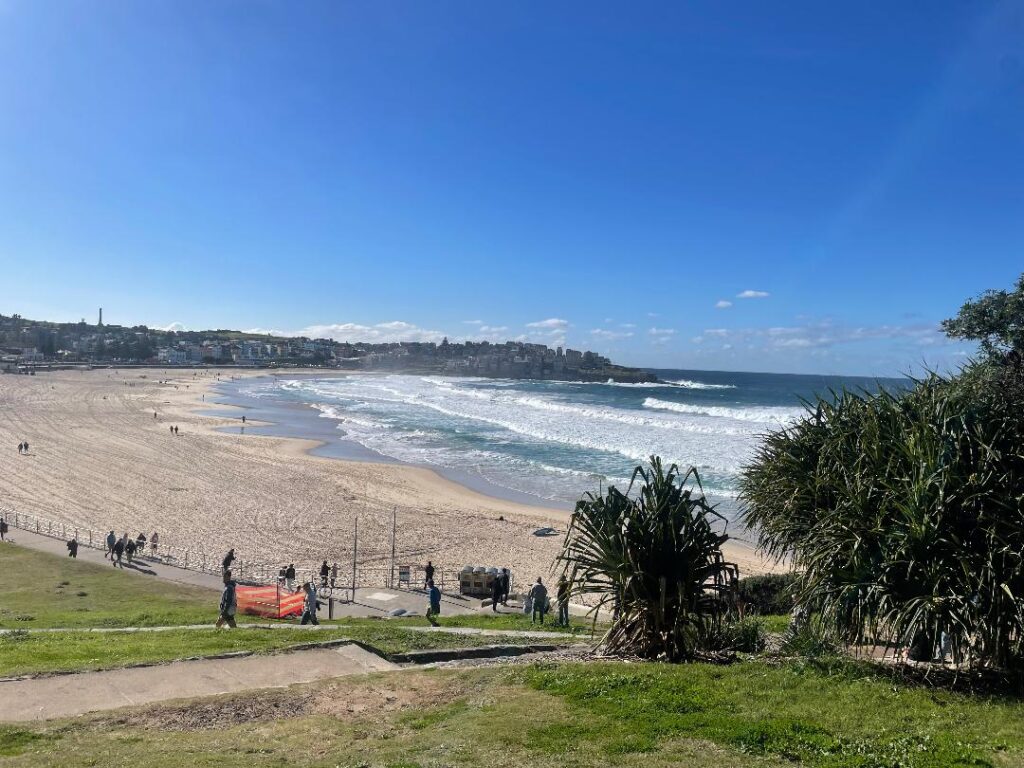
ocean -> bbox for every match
[223,370,906,516]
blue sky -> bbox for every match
[1,1,1021,375]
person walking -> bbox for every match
[278,566,287,587]
[530,577,548,625]
[17,442,23,455]
[319,560,329,588]
[426,580,441,626]
[0,517,7,541]
[136,532,147,555]
[285,563,296,591]
[300,582,320,625]
[125,537,136,564]
[424,561,435,589]
[490,573,503,612]
[112,535,126,568]
[216,572,238,628]
[105,530,116,559]
[23,441,28,454]
[169,425,174,436]
[556,575,570,627]
[501,568,510,605]
[330,562,339,588]
[150,531,159,555]
[222,548,235,574]
[66,536,78,558]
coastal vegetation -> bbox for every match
[559,458,739,661]
[741,274,1024,671]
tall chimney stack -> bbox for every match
[98,308,103,327]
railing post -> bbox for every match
[184,550,189,569]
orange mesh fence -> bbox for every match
[237,585,305,619]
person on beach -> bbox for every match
[241,415,246,424]
[23,441,28,454]
[300,582,319,625]
[285,563,296,591]
[222,548,235,573]
[112,534,126,568]
[125,537,136,564]
[105,530,116,559]
[216,571,238,628]
[330,562,339,588]
[150,531,159,554]
[491,573,503,612]
[530,577,548,625]
[501,568,510,605]
[426,580,441,626]
[17,442,23,455]
[556,575,570,627]
[0,517,8,541]
[424,561,435,589]
[169,425,174,435]
[67,536,78,558]
[319,560,329,588]
[136,532,146,554]
[278,566,287,587]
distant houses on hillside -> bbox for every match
[0,314,654,383]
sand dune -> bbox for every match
[0,369,778,586]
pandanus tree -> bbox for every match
[740,375,1024,669]
[558,457,738,661]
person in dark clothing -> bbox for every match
[67,537,78,557]
[105,530,116,559]
[285,564,296,591]
[0,518,8,541]
[300,582,320,625]
[530,577,548,624]
[170,425,174,435]
[319,560,329,588]
[112,536,126,568]
[490,574,503,612]
[424,561,435,589]
[125,538,136,564]
[23,441,28,454]
[501,568,510,605]
[17,442,23,455]
[217,572,238,628]
[136,532,147,555]
[557,575,570,626]
[222,548,235,573]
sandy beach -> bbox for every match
[0,368,778,584]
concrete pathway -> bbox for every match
[0,622,577,641]
[0,643,397,722]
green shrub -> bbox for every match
[736,573,796,616]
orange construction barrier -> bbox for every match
[236,585,305,619]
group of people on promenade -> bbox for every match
[218,549,322,629]
[101,530,158,567]
[524,575,571,626]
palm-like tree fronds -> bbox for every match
[559,457,738,661]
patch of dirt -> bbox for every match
[93,673,466,732]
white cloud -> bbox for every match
[737,290,770,299]
[695,320,956,352]
[266,321,450,344]
[715,300,733,309]
[478,325,508,334]
[620,323,637,329]
[648,327,676,345]
[160,322,190,332]
[526,318,570,330]
[463,320,483,325]
[590,328,634,341]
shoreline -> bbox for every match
[0,367,779,578]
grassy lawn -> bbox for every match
[0,622,562,678]
[2,660,1022,767]
[0,544,221,629]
